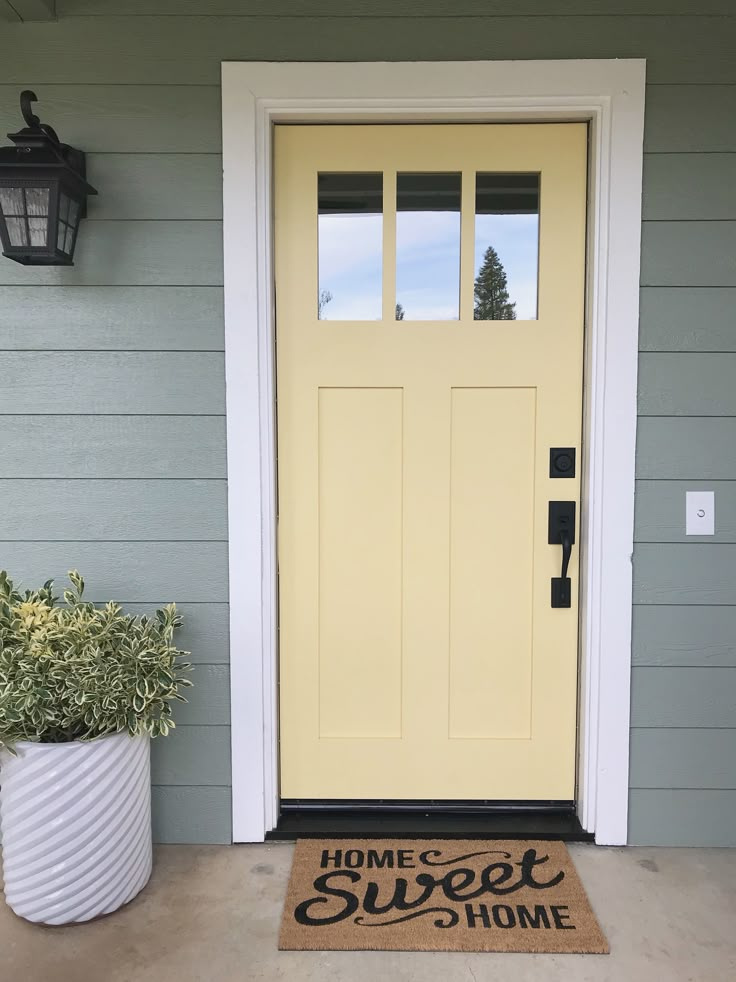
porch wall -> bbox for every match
[0,1,734,845]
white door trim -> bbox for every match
[221,59,645,845]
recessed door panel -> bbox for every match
[448,387,536,741]
[317,387,403,740]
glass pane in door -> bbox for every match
[474,174,540,321]
[318,173,383,320]
[396,173,462,321]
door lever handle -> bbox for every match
[559,528,572,581]
[549,501,576,608]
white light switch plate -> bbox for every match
[686,491,715,536]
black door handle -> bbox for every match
[549,501,576,608]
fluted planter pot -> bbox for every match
[0,732,152,925]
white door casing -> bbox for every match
[221,60,646,845]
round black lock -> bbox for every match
[550,447,576,478]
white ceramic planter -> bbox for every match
[0,731,152,925]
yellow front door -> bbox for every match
[275,123,587,802]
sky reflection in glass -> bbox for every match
[318,173,383,320]
[396,173,461,321]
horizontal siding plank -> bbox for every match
[644,86,736,153]
[0,541,228,602]
[125,602,229,664]
[0,222,223,287]
[633,605,736,666]
[639,353,736,416]
[151,786,231,844]
[0,352,225,414]
[631,666,736,727]
[636,418,736,480]
[151,725,231,786]
[2,18,733,85]
[642,153,736,221]
[57,2,736,15]
[634,543,736,604]
[630,728,736,789]
[0,84,221,153]
[0,287,224,351]
[628,789,736,846]
[0,416,226,478]
[635,480,736,542]
[170,665,230,726]
[641,222,736,287]
[0,479,227,540]
[639,288,736,351]
[87,154,222,221]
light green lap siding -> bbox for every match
[0,85,222,152]
[2,2,734,846]
[638,354,736,416]
[630,729,736,789]
[55,2,736,16]
[86,154,223,221]
[634,544,736,606]
[636,481,736,543]
[636,418,736,480]
[0,542,228,602]
[628,791,736,847]
[0,480,227,541]
[0,352,225,413]
[0,416,226,478]
[633,606,736,667]
[643,155,736,221]
[151,787,232,845]
[0,222,224,286]
[151,727,231,787]
[641,222,736,287]
[168,666,230,727]
[639,288,735,351]
[0,287,224,350]
[2,17,735,84]
[643,86,736,152]
[631,668,736,727]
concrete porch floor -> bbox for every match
[2,843,735,982]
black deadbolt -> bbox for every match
[550,447,576,478]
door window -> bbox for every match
[317,172,383,320]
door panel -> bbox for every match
[448,386,536,741]
[318,386,403,740]
[275,123,587,801]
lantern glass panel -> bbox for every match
[0,185,50,248]
[0,187,25,214]
[56,190,81,258]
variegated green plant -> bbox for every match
[0,570,192,752]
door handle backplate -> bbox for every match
[548,501,576,608]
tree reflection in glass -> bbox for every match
[474,174,540,321]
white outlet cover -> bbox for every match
[686,491,715,536]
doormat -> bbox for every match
[279,839,608,954]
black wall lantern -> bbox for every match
[0,91,97,266]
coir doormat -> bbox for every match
[279,839,608,954]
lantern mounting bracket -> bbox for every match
[8,91,94,196]
[20,90,42,130]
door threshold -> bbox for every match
[266,804,593,842]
